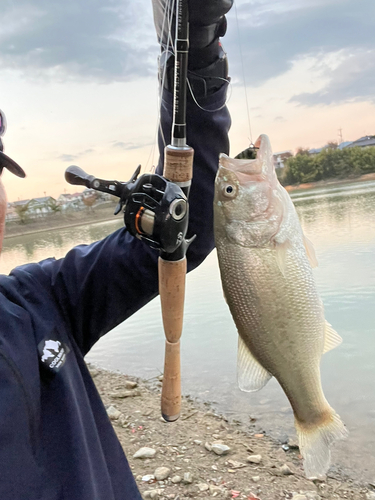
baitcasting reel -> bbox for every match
[65,165,193,258]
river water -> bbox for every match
[2,180,375,482]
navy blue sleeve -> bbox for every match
[0,353,43,498]
[15,85,231,355]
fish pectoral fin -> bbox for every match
[303,234,318,268]
[323,321,342,353]
[274,239,291,277]
[237,335,272,392]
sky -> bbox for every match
[1,0,374,202]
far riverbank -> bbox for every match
[4,201,120,239]
[284,172,375,193]
[5,173,375,239]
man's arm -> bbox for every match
[9,83,230,355]
[8,0,232,355]
[0,353,44,498]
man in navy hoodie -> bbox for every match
[0,0,232,498]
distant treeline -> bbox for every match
[280,146,375,186]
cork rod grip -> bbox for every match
[158,143,194,421]
[163,145,194,183]
[159,257,187,421]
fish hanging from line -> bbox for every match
[213,134,348,479]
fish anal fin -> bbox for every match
[323,321,342,353]
[303,234,318,268]
[295,411,348,479]
[237,335,272,392]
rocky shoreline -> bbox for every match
[89,364,375,500]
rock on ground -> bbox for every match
[133,447,157,459]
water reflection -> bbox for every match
[2,182,375,482]
[1,219,123,275]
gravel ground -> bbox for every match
[89,364,375,500]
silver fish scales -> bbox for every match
[214,134,348,479]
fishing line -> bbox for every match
[146,0,176,171]
[149,0,236,169]
[158,0,176,150]
[234,0,253,144]
[144,85,160,174]
[186,77,232,113]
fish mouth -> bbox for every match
[254,134,272,159]
[219,154,262,178]
[219,134,273,182]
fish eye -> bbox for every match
[222,183,236,198]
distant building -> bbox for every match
[6,199,31,222]
[338,141,352,150]
[27,197,56,218]
[308,147,323,155]
[309,141,353,154]
[82,187,114,203]
[82,188,98,199]
[344,135,375,148]
[57,193,74,203]
[273,151,293,168]
[57,192,84,211]
[5,202,19,222]
[12,199,31,207]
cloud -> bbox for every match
[1,0,374,107]
[59,154,77,162]
[58,148,95,162]
[0,0,158,83]
[112,140,153,150]
[290,49,375,105]
[225,0,375,105]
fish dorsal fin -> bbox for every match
[323,321,342,353]
[237,335,272,392]
[303,234,318,268]
[274,239,291,277]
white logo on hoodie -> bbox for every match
[39,339,69,371]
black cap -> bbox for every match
[0,109,26,178]
[0,109,6,137]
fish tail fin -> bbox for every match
[295,410,348,479]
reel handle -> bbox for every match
[65,165,96,188]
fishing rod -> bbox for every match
[159,0,194,422]
[65,0,193,422]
